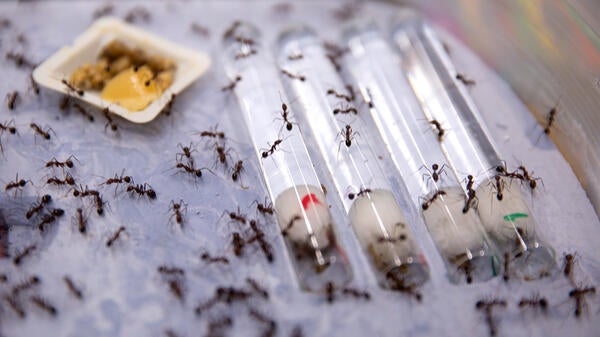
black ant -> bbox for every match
[221,75,242,92]
[340,124,356,147]
[59,95,71,111]
[386,271,422,301]
[421,163,447,183]
[465,174,475,192]
[13,244,36,266]
[248,308,277,336]
[94,195,105,215]
[168,279,185,302]
[47,173,76,186]
[223,20,242,40]
[225,209,247,224]
[103,171,133,187]
[45,155,76,169]
[61,79,84,96]
[235,35,256,45]
[232,232,246,256]
[333,106,358,115]
[235,48,258,60]
[231,160,244,182]
[63,276,83,300]
[6,51,36,69]
[25,194,52,220]
[324,282,370,303]
[421,190,446,210]
[247,219,274,262]
[106,226,125,247]
[250,198,274,216]
[517,294,548,313]
[569,286,596,318]
[492,175,505,200]
[0,120,17,135]
[200,128,225,139]
[429,119,445,142]
[4,295,26,318]
[287,52,303,60]
[176,142,194,162]
[30,296,57,316]
[37,208,65,232]
[127,183,156,199]
[7,91,19,110]
[190,22,210,37]
[462,189,477,213]
[347,188,371,200]
[102,108,118,131]
[158,266,185,275]
[72,185,99,198]
[261,139,283,158]
[5,174,29,194]
[455,73,476,87]
[175,161,205,178]
[279,102,294,131]
[281,215,301,237]
[170,200,186,226]
[564,253,576,281]
[161,94,176,116]
[327,88,352,102]
[74,208,87,234]
[281,69,305,81]
[246,278,269,299]
[72,103,94,122]
[30,73,40,95]
[201,252,229,265]
[543,101,559,135]
[12,275,40,296]
[516,165,542,190]
[30,123,53,140]
[475,298,507,337]
[213,143,232,166]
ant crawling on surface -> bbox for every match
[324,281,370,304]
[347,187,371,200]
[420,163,448,184]
[475,297,507,337]
[455,73,476,87]
[5,173,31,195]
[421,190,446,210]
[30,123,54,141]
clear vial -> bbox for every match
[277,27,429,291]
[341,23,500,284]
[221,22,352,291]
[390,15,556,281]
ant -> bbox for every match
[0,120,17,135]
[25,194,52,220]
[6,51,36,69]
[190,22,210,37]
[421,190,446,210]
[246,278,269,299]
[463,189,477,213]
[213,143,232,166]
[47,173,76,186]
[61,79,84,96]
[5,174,29,194]
[12,275,40,296]
[327,88,352,102]
[564,253,576,281]
[491,175,505,200]
[543,100,559,135]
[30,123,53,140]
[30,296,57,316]
[333,106,358,115]
[161,93,176,116]
[428,119,445,142]
[465,174,475,192]
[158,266,185,275]
[248,308,277,336]
[103,171,133,186]
[7,91,19,110]
[455,73,476,87]
[37,208,65,232]
[281,215,301,237]
[517,165,542,190]
[74,208,87,234]
[45,155,76,169]
[235,48,258,60]
[288,52,303,60]
[201,252,229,265]
[503,252,510,282]
[102,108,118,131]
[235,35,256,45]
[59,95,71,111]
[261,139,283,158]
[225,208,247,224]
[324,282,370,303]
[279,102,294,131]
[200,128,225,139]
[4,295,26,318]
[175,161,205,178]
[250,198,274,216]
[106,226,126,247]
[569,286,596,318]
[127,183,157,200]
[206,316,233,335]
[170,200,187,226]
[168,279,185,303]
[231,160,244,182]
[63,276,83,300]
[176,142,195,162]
[13,244,36,266]
[232,232,246,256]
[386,272,422,301]
[366,87,374,108]
[223,20,242,40]
[247,219,274,262]
[73,185,99,198]
[281,69,305,81]
[475,298,507,337]
[92,195,105,215]
[517,294,548,313]
[347,188,371,200]
[221,75,242,92]
[72,103,94,122]
[340,124,357,147]
[421,163,447,183]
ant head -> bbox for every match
[42,194,52,203]
[432,163,438,170]
[18,179,27,186]
[148,190,157,199]
[66,160,74,168]
[44,134,51,140]
[347,193,355,200]
[468,175,473,180]
[345,140,351,147]
[286,123,292,131]
[9,127,16,134]
[53,208,65,216]
[195,171,202,177]
[261,152,268,158]
[282,103,287,111]
[124,176,131,183]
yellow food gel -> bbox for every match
[101,66,161,111]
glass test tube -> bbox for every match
[390,17,555,280]
[341,24,499,284]
[276,27,429,291]
[221,23,352,291]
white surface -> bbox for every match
[0,1,599,337]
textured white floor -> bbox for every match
[0,1,599,337]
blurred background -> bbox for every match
[387,0,600,218]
